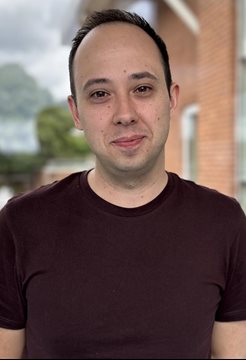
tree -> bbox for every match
[0,153,45,176]
[0,152,45,192]
[0,63,53,119]
[37,106,91,159]
[0,63,54,190]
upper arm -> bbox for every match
[211,321,246,359]
[0,328,25,359]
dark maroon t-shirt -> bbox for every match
[0,172,246,359]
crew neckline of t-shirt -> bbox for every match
[79,170,175,217]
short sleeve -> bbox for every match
[0,206,26,329]
[215,210,246,322]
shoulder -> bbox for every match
[169,172,245,223]
[4,172,84,218]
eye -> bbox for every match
[90,90,109,99]
[89,90,111,104]
[134,85,152,95]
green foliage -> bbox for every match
[37,106,91,159]
[0,153,45,176]
[0,63,53,119]
[0,153,46,193]
[0,63,55,184]
[0,64,90,188]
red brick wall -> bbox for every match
[157,0,236,196]
[157,0,198,176]
[197,0,236,196]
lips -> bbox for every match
[112,135,145,148]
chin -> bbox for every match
[111,160,153,175]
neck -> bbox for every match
[87,160,168,208]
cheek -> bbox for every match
[157,102,171,123]
[149,105,170,125]
[80,103,114,131]
[152,106,171,137]
[84,123,104,141]
[140,98,170,121]
[79,111,108,147]
[79,108,103,131]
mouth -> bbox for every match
[112,135,146,149]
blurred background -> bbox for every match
[0,0,245,211]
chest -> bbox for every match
[21,214,225,358]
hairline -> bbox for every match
[69,14,172,101]
[73,22,166,93]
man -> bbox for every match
[0,9,246,359]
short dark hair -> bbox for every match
[69,9,173,100]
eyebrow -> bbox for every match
[82,71,159,92]
[83,78,112,92]
[129,72,159,82]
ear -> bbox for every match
[169,83,180,113]
[67,95,83,130]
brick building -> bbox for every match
[66,0,246,209]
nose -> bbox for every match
[113,95,138,126]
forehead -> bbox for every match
[73,22,163,74]
[81,22,157,46]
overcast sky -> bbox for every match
[0,0,80,101]
[0,0,155,101]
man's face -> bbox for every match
[68,23,178,176]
